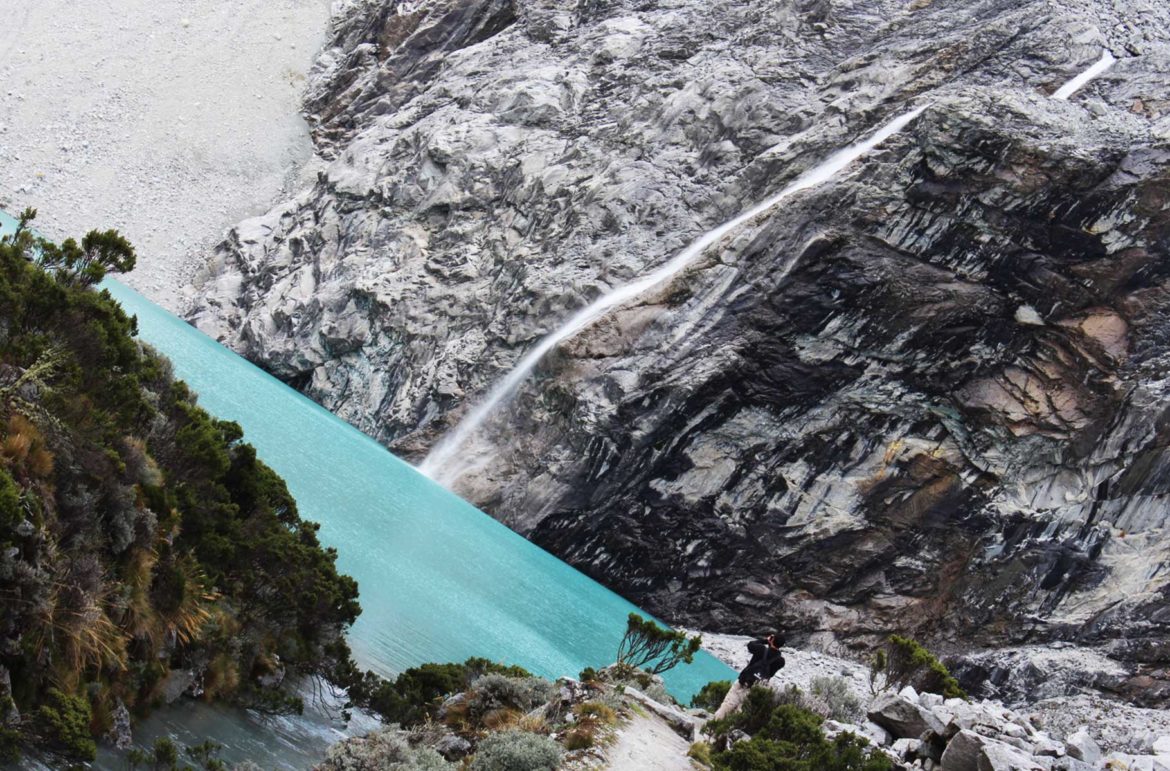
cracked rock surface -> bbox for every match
[189,0,1170,704]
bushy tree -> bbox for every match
[616,613,702,674]
[37,227,136,287]
[0,210,367,760]
[869,635,965,699]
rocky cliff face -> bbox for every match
[190,0,1170,703]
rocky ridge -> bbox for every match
[706,633,1170,770]
[190,0,1170,704]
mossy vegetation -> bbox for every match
[0,212,362,762]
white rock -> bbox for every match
[892,737,922,758]
[922,693,945,709]
[1065,727,1101,764]
[1003,723,1029,739]
[1014,305,1045,325]
[979,740,1049,770]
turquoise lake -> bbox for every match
[1,210,734,766]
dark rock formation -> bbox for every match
[190,0,1170,703]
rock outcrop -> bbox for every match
[189,0,1170,702]
[855,685,1170,771]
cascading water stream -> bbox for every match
[1052,49,1116,100]
[420,103,930,484]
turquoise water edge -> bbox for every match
[0,211,733,766]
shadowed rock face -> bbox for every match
[190,0,1170,703]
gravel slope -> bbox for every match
[0,0,330,310]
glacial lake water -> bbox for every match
[2,211,734,766]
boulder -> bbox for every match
[1003,723,1029,740]
[942,729,988,771]
[862,720,894,747]
[940,729,1047,771]
[1032,736,1065,758]
[920,729,949,762]
[437,692,467,720]
[1000,735,1037,754]
[434,733,471,759]
[893,738,923,759]
[1103,754,1170,771]
[978,741,1049,770]
[1155,737,1170,755]
[158,669,196,704]
[555,677,591,705]
[622,685,700,741]
[1049,758,1095,771]
[103,698,132,750]
[869,692,946,740]
[1065,728,1100,764]
[945,702,1002,738]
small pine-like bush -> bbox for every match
[470,731,562,771]
[869,635,965,699]
[615,613,702,675]
[691,680,732,711]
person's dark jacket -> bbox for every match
[737,638,785,686]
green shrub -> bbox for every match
[811,676,863,722]
[691,680,732,711]
[704,686,778,739]
[574,701,617,725]
[0,210,367,759]
[0,469,21,535]
[0,726,20,763]
[317,727,453,771]
[467,674,556,719]
[869,635,965,699]
[345,658,533,726]
[563,727,595,749]
[706,696,891,771]
[470,731,562,771]
[689,741,714,767]
[775,678,863,723]
[35,689,96,761]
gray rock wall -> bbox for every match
[189,0,1170,703]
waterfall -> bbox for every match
[1053,50,1116,100]
[419,103,930,484]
